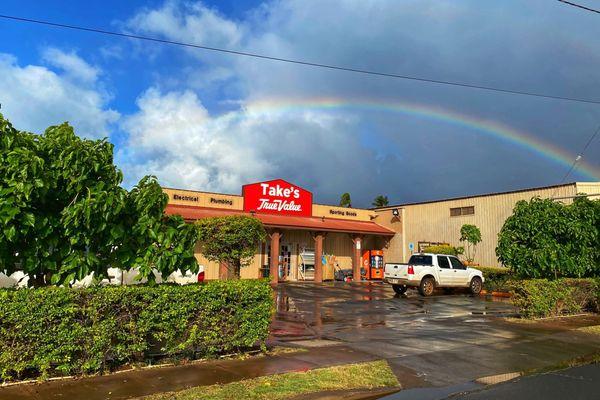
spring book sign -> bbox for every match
[243,179,313,217]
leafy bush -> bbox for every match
[0,280,273,381]
[422,245,463,256]
[0,114,198,286]
[478,266,512,292]
[510,278,600,318]
[196,216,267,278]
[497,197,600,279]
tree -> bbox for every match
[117,176,199,282]
[339,193,352,208]
[0,114,198,286]
[496,197,599,279]
[372,195,389,208]
[196,216,267,279]
[459,224,481,263]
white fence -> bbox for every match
[0,266,205,288]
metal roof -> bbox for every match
[373,182,582,210]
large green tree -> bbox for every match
[117,176,199,282]
[496,197,599,279]
[196,216,266,279]
[0,114,198,286]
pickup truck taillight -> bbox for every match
[407,265,414,275]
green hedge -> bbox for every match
[422,245,463,256]
[479,266,512,292]
[0,280,273,381]
[510,278,600,318]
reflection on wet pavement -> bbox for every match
[272,282,600,389]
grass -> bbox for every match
[138,360,399,400]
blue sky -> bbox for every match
[1,0,599,206]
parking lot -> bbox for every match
[272,282,600,389]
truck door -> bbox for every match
[449,257,469,286]
[436,255,455,285]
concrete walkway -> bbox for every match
[0,346,378,400]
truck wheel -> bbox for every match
[469,277,483,295]
[392,284,408,295]
[418,277,435,296]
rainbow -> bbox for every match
[243,97,600,180]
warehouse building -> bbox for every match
[164,180,600,282]
[373,181,600,267]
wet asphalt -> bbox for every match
[272,282,600,391]
[445,363,600,400]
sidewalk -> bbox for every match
[0,345,378,400]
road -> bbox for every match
[447,363,600,400]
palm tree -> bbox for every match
[372,195,389,208]
[339,192,352,208]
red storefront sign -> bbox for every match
[243,179,313,217]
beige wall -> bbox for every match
[163,188,243,210]
[375,182,600,267]
[312,204,376,221]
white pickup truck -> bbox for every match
[384,253,484,296]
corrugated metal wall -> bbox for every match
[376,183,600,267]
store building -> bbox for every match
[164,179,395,284]
[165,180,600,281]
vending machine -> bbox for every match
[361,250,384,280]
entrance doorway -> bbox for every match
[299,246,315,281]
[265,242,296,282]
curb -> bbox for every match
[480,290,511,298]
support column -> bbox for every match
[313,232,324,283]
[352,235,363,282]
[269,230,281,285]
[219,261,229,280]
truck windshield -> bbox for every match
[408,255,433,265]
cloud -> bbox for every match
[126,0,242,62]
[118,88,380,202]
[42,47,100,83]
[120,0,600,204]
[0,51,118,138]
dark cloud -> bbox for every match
[121,0,600,206]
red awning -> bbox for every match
[165,204,395,236]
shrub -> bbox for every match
[0,280,273,381]
[478,266,512,292]
[196,216,267,279]
[0,114,198,286]
[422,245,463,256]
[496,197,599,279]
[510,278,599,318]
